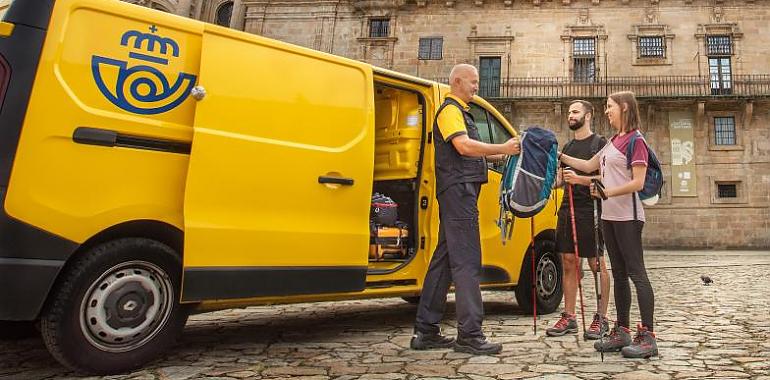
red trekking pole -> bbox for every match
[567,183,587,336]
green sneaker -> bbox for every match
[621,324,659,358]
[594,323,632,352]
[546,312,578,337]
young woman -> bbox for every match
[558,91,658,359]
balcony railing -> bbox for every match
[430,75,770,99]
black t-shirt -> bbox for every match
[559,134,607,214]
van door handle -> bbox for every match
[318,176,354,186]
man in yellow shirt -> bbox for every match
[411,64,520,355]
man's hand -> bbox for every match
[563,169,588,186]
[502,137,521,155]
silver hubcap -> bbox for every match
[80,261,173,353]
[536,254,558,300]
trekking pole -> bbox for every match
[591,179,605,361]
[530,216,537,335]
[567,183,587,336]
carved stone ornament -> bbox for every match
[644,7,658,24]
[577,9,590,26]
[712,6,725,23]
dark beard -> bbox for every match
[568,117,584,131]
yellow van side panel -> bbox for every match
[5,0,203,241]
[183,28,374,267]
[373,86,422,180]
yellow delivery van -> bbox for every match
[0,0,561,374]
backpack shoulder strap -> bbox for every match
[625,131,644,169]
[562,138,576,159]
[590,134,603,156]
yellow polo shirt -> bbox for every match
[437,94,469,142]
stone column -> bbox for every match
[230,0,245,30]
[175,0,193,17]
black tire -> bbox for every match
[0,321,38,340]
[40,238,189,375]
[401,296,421,304]
[514,239,562,315]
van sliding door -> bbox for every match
[182,28,374,301]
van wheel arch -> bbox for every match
[514,232,562,315]
[75,220,184,260]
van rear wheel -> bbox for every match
[40,238,188,375]
[514,239,562,315]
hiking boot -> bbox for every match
[546,312,578,337]
[593,323,632,352]
[621,324,659,358]
[410,330,455,350]
[584,313,609,340]
[454,336,503,355]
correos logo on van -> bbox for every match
[91,25,197,115]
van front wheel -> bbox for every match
[40,238,189,375]
[514,239,562,315]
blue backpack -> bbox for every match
[626,131,663,205]
[498,127,558,240]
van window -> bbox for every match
[469,103,492,143]
[489,115,512,144]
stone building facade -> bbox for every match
[128,0,770,249]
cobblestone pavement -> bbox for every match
[2,250,769,380]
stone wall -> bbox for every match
[129,0,770,248]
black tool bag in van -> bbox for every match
[370,192,398,226]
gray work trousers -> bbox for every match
[415,182,484,339]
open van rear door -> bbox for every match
[182,27,374,302]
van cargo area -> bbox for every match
[368,82,425,272]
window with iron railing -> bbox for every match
[369,18,390,38]
[638,36,665,58]
[714,116,736,145]
[572,37,596,83]
[418,37,443,60]
[707,35,732,55]
[707,36,733,95]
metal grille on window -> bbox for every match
[572,38,596,82]
[216,1,233,27]
[714,116,736,145]
[717,183,737,198]
[707,35,732,55]
[418,37,443,60]
[369,19,390,38]
[639,36,665,58]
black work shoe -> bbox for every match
[410,330,455,350]
[453,336,503,355]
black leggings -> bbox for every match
[602,220,655,331]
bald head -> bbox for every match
[448,64,479,103]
